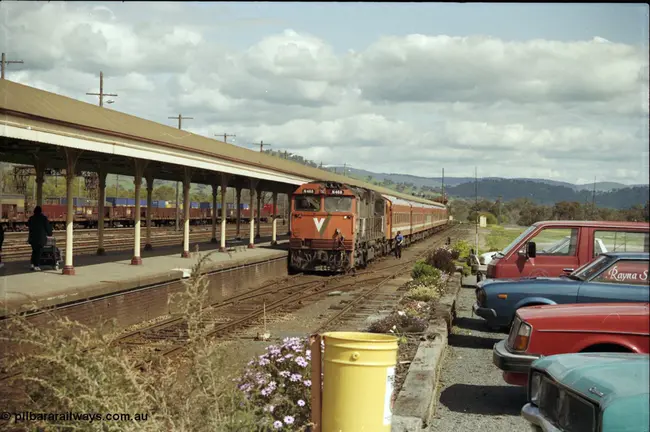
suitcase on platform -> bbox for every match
[40,236,63,271]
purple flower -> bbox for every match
[290,374,302,382]
[279,371,290,378]
[297,399,306,407]
[294,356,308,367]
[284,416,294,425]
[304,380,312,387]
[273,420,283,429]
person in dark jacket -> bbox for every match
[395,231,404,259]
[28,206,52,271]
[0,223,4,269]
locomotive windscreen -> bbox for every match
[295,195,321,211]
[324,196,352,212]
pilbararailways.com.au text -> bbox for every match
[2,411,149,423]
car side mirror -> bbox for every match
[527,241,537,259]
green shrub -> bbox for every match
[411,261,441,282]
[452,240,472,260]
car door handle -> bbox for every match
[563,268,574,273]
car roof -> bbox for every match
[533,220,649,229]
[601,252,649,260]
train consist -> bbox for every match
[288,181,449,272]
[0,199,279,231]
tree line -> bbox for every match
[449,197,650,226]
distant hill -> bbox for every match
[445,179,649,209]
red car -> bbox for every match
[492,302,650,386]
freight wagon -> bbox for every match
[289,181,449,272]
[0,199,283,231]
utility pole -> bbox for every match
[257,140,271,153]
[475,166,479,255]
[591,176,597,219]
[441,168,445,202]
[343,163,347,176]
[1,53,24,80]
[217,133,236,143]
[86,71,118,107]
[169,114,193,231]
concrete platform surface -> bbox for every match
[0,234,288,315]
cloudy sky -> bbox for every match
[1,2,648,185]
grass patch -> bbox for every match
[486,225,525,251]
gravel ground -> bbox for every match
[427,274,530,432]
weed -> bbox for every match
[368,312,428,334]
[0,252,260,432]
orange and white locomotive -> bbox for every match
[289,181,448,272]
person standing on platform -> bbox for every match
[395,231,404,259]
[28,206,52,271]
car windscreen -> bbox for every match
[324,196,353,213]
[573,255,615,280]
[501,225,537,256]
[294,195,321,212]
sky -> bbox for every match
[1,2,648,185]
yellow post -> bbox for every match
[321,331,398,432]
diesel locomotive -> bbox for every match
[288,181,449,272]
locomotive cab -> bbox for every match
[289,182,355,272]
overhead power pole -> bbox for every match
[86,71,118,107]
[441,168,445,201]
[591,176,597,219]
[169,114,193,231]
[475,166,479,255]
[217,133,236,143]
[258,140,271,153]
[1,53,24,80]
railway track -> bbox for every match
[0,225,278,261]
[314,224,462,333]
[119,224,460,366]
[0,224,460,385]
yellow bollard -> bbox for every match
[321,331,398,432]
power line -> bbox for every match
[217,133,236,143]
[86,71,118,107]
[1,52,24,80]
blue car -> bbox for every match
[473,252,649,329]
[522,352,649,432]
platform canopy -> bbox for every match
[0,80,440,205]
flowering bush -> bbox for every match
[236,337,314,431]
[400,299,430,318]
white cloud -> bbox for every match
[1,2,648,185]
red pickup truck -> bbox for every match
[492,302,650,386]
[485,221,649,279]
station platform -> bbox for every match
[0,233,289,317]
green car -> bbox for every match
[522,352,649,432]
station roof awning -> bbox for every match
[0,80,441,205]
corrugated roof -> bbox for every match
[0,79,442,206]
